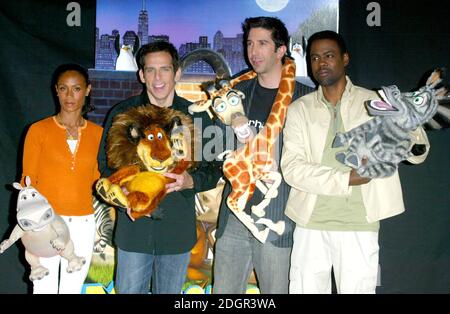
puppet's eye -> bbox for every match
[43,209,53,220]
[157,132,163,140]
[20,219,32,228]
[414,96,424,105]
[214,101,227,113]
[147,134,154,141]
[228,95,240,106]
[31,192,36,198]
[21,195,27,200]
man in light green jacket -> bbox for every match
[281,30,429,294]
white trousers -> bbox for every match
[290,226,379,294]
[33,214,96,294]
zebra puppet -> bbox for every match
[333,68,448,178]
[92,195,115,255]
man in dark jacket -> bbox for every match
[98,41,222,294]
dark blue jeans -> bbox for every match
[115,247,190,294]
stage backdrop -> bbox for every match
[380,129,450,293]
[339,0,449,293]
[340,0,450,91]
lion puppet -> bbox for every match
[96,104,196,219]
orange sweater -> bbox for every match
[22,116,103,216]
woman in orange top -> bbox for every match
[21,63,103,294]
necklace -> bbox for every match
[57,114,84,140]
[65,128,78,140]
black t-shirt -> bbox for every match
[246,80,278,133]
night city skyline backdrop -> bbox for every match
[97,0,337,50]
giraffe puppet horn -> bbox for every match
[426,68,444,88]
[188,100,210,114]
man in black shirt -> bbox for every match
[213,17,313,294]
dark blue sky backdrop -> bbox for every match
[97,0,337,49]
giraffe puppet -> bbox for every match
[188,58,296,242]
[189,70,258,143]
